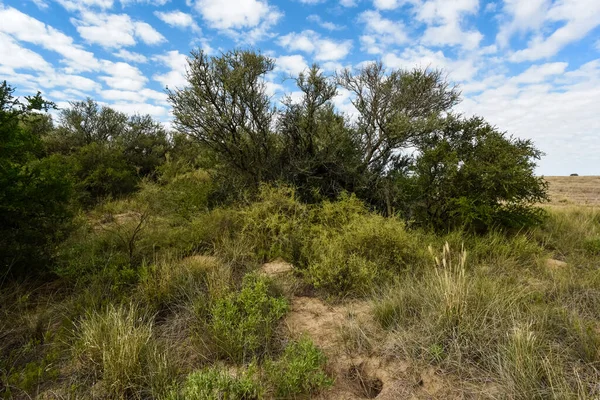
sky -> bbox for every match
[0,0,599,175]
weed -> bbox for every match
[206,274,288,363]
[264,337,332,398]
[171,365,263,400]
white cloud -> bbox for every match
[110,102,169,118]
[31,0,49,9]
[191,0,280,30]
[458,60,600,175]
[278,30,352,61]
[496,0,551,48]
[340,0,357,6]
[417,0,483,50]
[99,61,148,90]
[72,12,166,48]
[358,10,408,54]
[512,62,568,84]
[100,88,168,103]
[152,50,189,89]
[113,49,148,63]
[0,33,52,72]
[373,0,405,10]
[155,10,201,32]
[510,0,600,62]
[276,54,309,76]
[307,14,344,31]
[383,46,478,81]
[0,5,100,73]
[56,0,114,11]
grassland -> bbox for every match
[545,176,600,207]
[1,177,600,399]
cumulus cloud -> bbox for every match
[0,5,100,72]
[152,50,189,89]
[72,12,166,48]
[278,30,352,61]
[99,61,148,90]
[358,10,409,54]
[155,10,201,32]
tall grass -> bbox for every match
[75,304,176,399]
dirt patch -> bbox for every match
[283,294,459,399]
[260,259,294,277]
[545,258,568,269]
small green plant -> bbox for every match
[172,366,263,400]
[208,274,289,363]
[265,337,332,398]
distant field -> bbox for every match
[544,176,600,206]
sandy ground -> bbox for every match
[260,260,464,399]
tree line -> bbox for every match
[0,49,548,277]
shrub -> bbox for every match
[0,82,74,276]
[138,169,213,219]
[305,214,428,296]
[172,366,263,400]
[265,337,332,398]
[75,304,175,399]
[207,274,288,363]
[239,185,309,263]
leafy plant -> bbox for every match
[208,274,288,363]
[265,337,332,398]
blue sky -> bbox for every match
[1,0,599,175]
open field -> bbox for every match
[545,176,600,206]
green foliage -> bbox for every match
[239,185,309,263]
[46,99,170,206]
[403,116,548,231]
[0,81,74,276]
[264,337,332,398]
[207,274,288,363]
[173,366,263,400]
[305,214,428,296]
[583,237,600,255]
[169,49,278,186]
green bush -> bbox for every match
[0,82,74,276]
[265,337,332,398]
[239,185,309,263]
[305,214,428,296]
[173,366,263,400]
[139,169,213,219]
[208,274,288,363]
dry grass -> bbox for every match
[544,176,600,207]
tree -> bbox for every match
[168,49,278,185]
[46,100,170,205]
[0,81,74,276]
[401,116,548,231]
[278,66,362,200]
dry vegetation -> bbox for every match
[545,176,600,207]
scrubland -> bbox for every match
[2,178,600,399]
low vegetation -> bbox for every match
[1,49,598,399]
